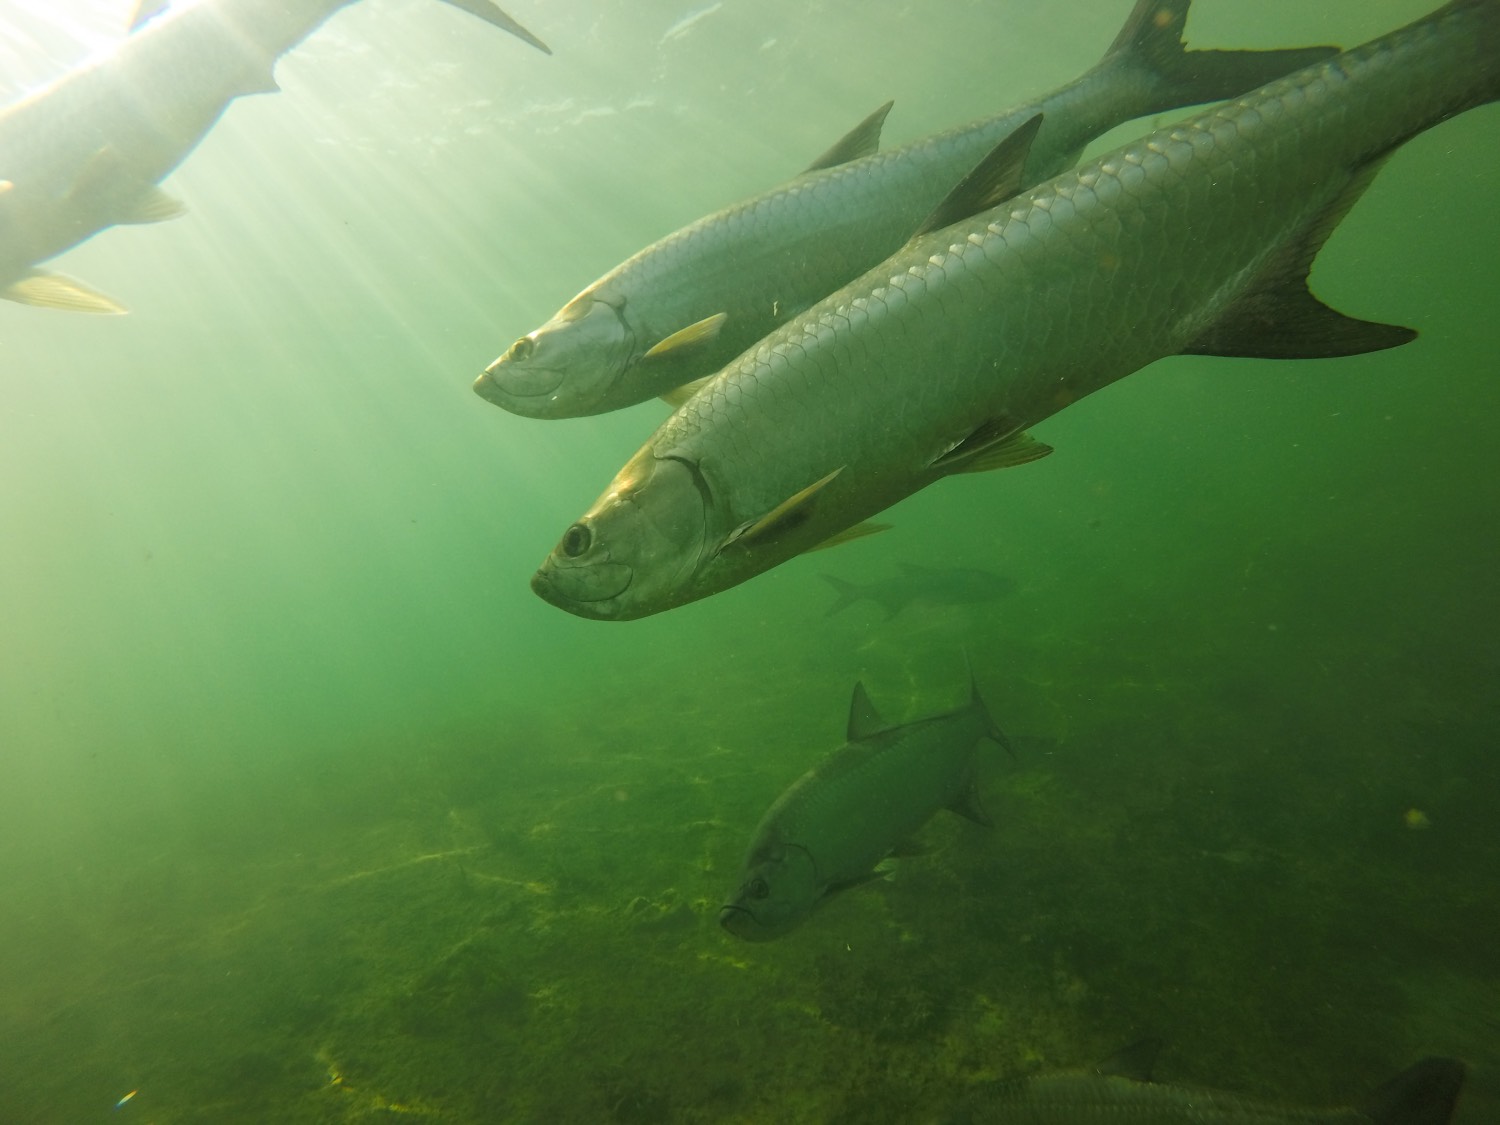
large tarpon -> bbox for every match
[936,1040,1466,1125]
[532,0,1500,622]
[720,674,1006,942]
[0,0,548,314]
[474,0,1336,418]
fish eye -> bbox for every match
[560,523,592,558]
[507,336,535,362]
[749,878,769,900]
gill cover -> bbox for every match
[475,292,635,417]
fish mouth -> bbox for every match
[472,361,565,411]
[530,559,634,619]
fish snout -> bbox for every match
[473,342,567,414]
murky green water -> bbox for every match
[2,1,1497,1121]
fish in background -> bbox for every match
[475,0,1337,418]
[531,1,1500,622]
[720,672,1007,942]
[935,1039,1466,1125]
[0,0,548,315]
[823,563,1015,619]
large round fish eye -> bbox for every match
[507,336,535,362]
[749,878,769,900]
[560,523,592,558]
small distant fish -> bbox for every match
[822,562,1014,618]
[938,1039,1466,1125]
[720,670,1007,941]
[114,1089,138,1109]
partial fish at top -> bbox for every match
[474,0,1337,418]
[531,1,1500,622]
[934,1039,1466,1125]
[0,0,548,315]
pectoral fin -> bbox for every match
[912,113,1042,239]
[932,418,1053,473]
[722,467,842,550]
[3,271,127,314]
[1185,158,1415,359]
[801,101,894,174]
[643,312,727,360]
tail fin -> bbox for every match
[1361,1058,1465,1125]
[965,657,1012,757]
[821,574,866,617]
[1102,0,1338,117]
[438,0,550,53]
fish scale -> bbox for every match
[531,0,1500,621]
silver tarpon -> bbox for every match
[936,1040,1465,1125]
[532,0,1500,622]
[720,674,1006,942]
[0,0,547,314]
[475,0,1336,418]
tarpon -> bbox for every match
[475,0,1336,418]
[720,674,1006,942]
[532,0,1500,622]
[938,1040,1466,1125]
[0,0,548,314]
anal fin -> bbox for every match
[658,374,715,409]
[1186,157,1416,360]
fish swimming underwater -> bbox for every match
[0,0,548,314]
[720,673,1007,942]
[823,563,1015,619]
[475,0,1336,418]
[532,0,1500,622]
[936,1039,1466,1125]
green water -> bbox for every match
[2,0,1497,1121]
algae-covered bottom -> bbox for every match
[1,605,1496,1124]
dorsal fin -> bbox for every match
[1360,1058,1465,1125]
[1095,1039,1163,1083]
[1184,156,1415,359]
[846,682,887,741]
[801,101,894,174]
[912,113,1042,239]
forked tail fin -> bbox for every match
[1102,0,1338,116]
